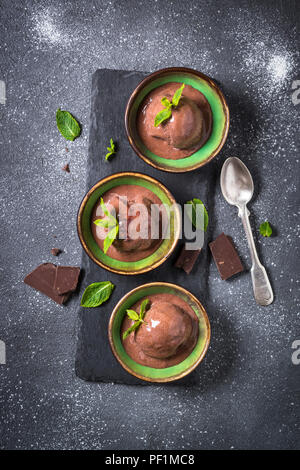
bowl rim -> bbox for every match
[125,66,230,173]
[77,172,181,275]
[108,282,211,382]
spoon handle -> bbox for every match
[239,206,274,306]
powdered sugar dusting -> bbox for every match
[229,11,297,104]
[31,7,77,48]
[267,54,292,84]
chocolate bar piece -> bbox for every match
[54,266,81,295]
[51,248,62,256]
[62,163,70,173]
[24,264,81,305]
[209,233,244,280]
[24,263,70,305]
[175,245,201,274]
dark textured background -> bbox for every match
[0,0,299,450]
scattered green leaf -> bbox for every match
[186,198,209,232]
[105,138,116,160]
[154,83,185,127]
[259,221,272,237]
[80,281,114,308]
[56,108,81,141]
[122,298,150,340]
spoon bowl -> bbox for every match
[221,157,254,207]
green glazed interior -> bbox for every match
[129,71,228,171]
[111,284,210,381]
[80,175,179,273]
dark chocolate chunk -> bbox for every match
[175,244,201,274]
[54,266,81,295]
[209,233,244,280]
[24,263,69,305]
[51,248,62,256]
[62,163,70,172]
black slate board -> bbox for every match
[75,69,217,385]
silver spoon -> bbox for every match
[220,157,274,306]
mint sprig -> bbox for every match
[259,221,272,237]
[123,299,150,340]
[93,198,119,253]
[154,83,185,127]
[105,138,116,160]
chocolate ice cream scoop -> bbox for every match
[135,301,193,359]
[91,185,164,262]
[114,196,159,253]
[99,194,159,253]
[168,97,204,149]
[137,82,212,159]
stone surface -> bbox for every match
[0,0,299,450]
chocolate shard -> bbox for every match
[175,244,201,274]
[51,248,62,256]
[62,163,70,173]
[24,263,69,305]
[209,233,244,280]
[54,266,81,295]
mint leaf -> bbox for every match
[100,197,111,218]
[172,83,185,106]
[103,224,119,254]
[126,309,140,321]
[122,321,142,340]
[154,107,172,127]
[186,198,209,232]
[56,108,81,141]
[139,299,150,320]
[93,218,115,228]
[161,97,171,108]
[259,221,272,237]
[80,281,114,308]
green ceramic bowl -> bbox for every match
[77,172,181,275]
[109,282,211,382]
[125,67,229,173]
